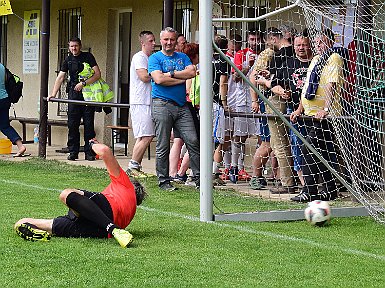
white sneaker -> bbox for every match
[185,176,196,187]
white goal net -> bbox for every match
[205,0,385,223]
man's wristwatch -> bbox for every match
[170,70,175,78]
[82,81,87,86]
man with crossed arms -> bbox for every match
[148,27,198,191]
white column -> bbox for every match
[199,0,213,222]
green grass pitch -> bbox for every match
[1,158,385,287]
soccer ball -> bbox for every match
[304,200,331,226]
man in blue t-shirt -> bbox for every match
[148,27,199,191]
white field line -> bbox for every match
[139,208,385,262]
[3,178,385,261]
[0,179,62,192]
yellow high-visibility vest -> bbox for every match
[78,62,114,102]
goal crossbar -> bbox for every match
[212,0,301,23]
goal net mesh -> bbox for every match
[209,0,385,222]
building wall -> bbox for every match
[7,0,189,147]
[5,1,280,149]
[6,0,303,168]
[7,0,42,119]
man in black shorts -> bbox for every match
[14,140,146,248]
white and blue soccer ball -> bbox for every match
[304,200,331,226]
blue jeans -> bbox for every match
[287,108,306,172]
[152,98,200,184]
[258,100,270,142]
[0,97,21,144]
[289,122,306,172]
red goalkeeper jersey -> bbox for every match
[102,168,136,229]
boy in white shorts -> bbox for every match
[229,30,262,183]
[127,31,156,177]
[218,34,241,181]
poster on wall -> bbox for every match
[23,10,40,74]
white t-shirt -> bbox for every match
[129,51,152,105]
[225,53,237,109]
[229,51,259,107]
[233,54,258,107]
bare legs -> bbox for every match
[14,139,26,156]
[14,188,85,235]
[169,138,184,177]
[177,152,190,177]
[14,218,54,234]
[129,136,153,170]
[252,141,279,180]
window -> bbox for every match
[57,7,82,116]
[227,0,267,44]
[161,1,193,42]
[174,1,193,42]
[245,0,267,34]
[0,16,7,65]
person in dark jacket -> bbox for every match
[0,63,26,157]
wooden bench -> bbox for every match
[9,116,83,146]
[107,125,131,156]
[107,125,153,159]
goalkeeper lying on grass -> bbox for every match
[14,139,146,248]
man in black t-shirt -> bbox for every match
[212,35,232,183]
[270,35,312,111]
[212,35,231,108]
[270,35,313,188]
[267,26,295,83]
[256,27,296,194]
[48,37,101,161]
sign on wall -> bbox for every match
[0,0,13,16]
[23,10,40,74]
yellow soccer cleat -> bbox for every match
[15,223,51,242]
[126,167,149,179]
[112,228,133,248]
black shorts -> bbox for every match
[52,190,113,238]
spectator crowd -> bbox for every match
[123,25,349,203]
[15,25,349,204]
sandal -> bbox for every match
[13,146,27,157]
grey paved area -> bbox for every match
[0,143,157,175]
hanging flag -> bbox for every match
[0,0,13,16]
